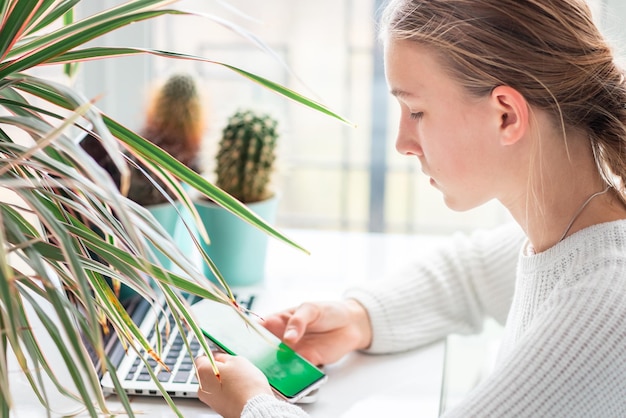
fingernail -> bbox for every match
[284,328,297,341]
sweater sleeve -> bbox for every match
[345,222,525,353]
[241,394,309,418]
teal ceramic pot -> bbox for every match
[104,200,179,302]
[104,202,184,302]
[146,202,181,267]
[194,195,279,286]
[110,199,193,301]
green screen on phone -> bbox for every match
[190,300,327,400]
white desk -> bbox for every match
[11,229,447,417]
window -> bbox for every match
[77,0,619,235]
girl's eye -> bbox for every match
[409,112,423,120]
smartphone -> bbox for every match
[190,299,328,403]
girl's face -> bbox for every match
[385,39,510,211]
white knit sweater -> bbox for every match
[242,221,626,417]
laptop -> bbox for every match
[93,290,258,399]
[9,266,321,416]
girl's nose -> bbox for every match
[395,119,423,157]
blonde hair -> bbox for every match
[381,0,626,196]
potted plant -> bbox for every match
[131,72,206,206]
[195,109,280,287]
[83,72,206,273]
[0,1,348,417]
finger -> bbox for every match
[195,354,220,389]
[212,351,232,362]
[194,353,211,367]
[262,315,288,338]
[261,308,297,335]
[283,303,320,343]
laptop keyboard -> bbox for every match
[124,293,256,386]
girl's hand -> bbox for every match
[262,299,372,366]
[195,352,272,418]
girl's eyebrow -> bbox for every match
[390,88,416,99]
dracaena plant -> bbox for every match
[0,1,348,416]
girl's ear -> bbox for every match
[490,85,529,146]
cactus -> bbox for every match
[215,109,278,203]
[142,72,205,163]
[84,73,206,206]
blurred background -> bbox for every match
[72,0,625,236]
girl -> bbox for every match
[195,0,626,416]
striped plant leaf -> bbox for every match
[0,1,346,416]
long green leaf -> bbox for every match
[2,0,180,63]
[46,46,352,125]
[61,4,78,78]
[0,316,9,416]
[0,207,106,413]
[0,0,43,60]
[0,10,168,78]
[26,0,81,36]
[1,78,310,257]
[8,73,133,202]
[0,135,205,293]
[103,116,310,254]
[2,196,151,416]
[20,289,105,416]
